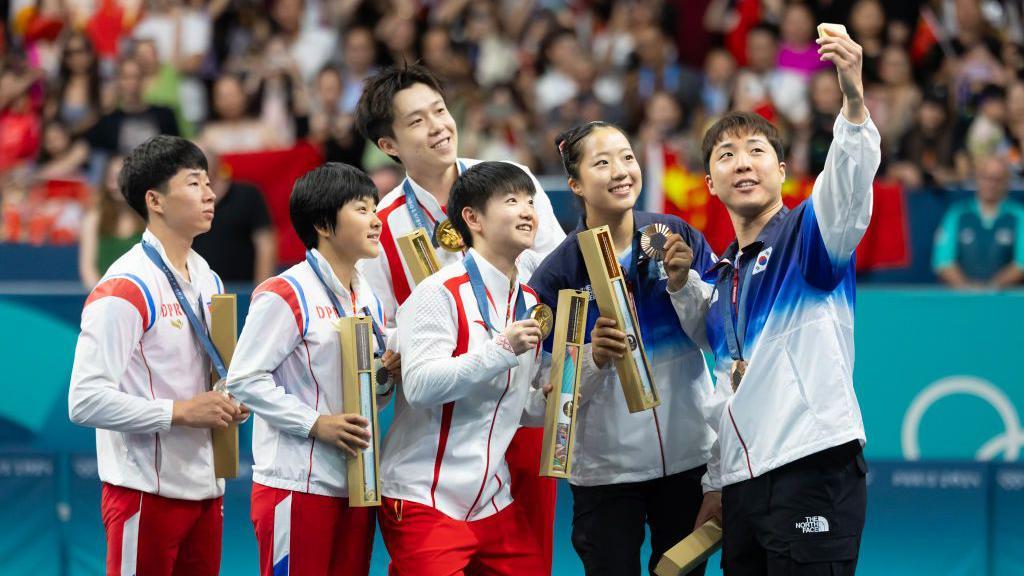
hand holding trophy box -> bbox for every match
[540,289,589,478]
[209,294,240,478]
[336,315,382,507]
[577,225,659,413]
[654,520,723,576]
[396,228,442,285]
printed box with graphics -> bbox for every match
[336,315,381,507]
[577,225,659,412]
[540,289,588,478]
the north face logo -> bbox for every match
[795,516,830,534]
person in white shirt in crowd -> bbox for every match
[378,161,550,575]
[227,163,398,576]
[354,63,565,570]
[682,29,881,576]
[68,135,248,576]
[733,23,810,127]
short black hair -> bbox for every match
[289,162,379,250]
[354,63,446,163]
[447,161,535,248]
[701,112,785,172]
[118,135,208,220]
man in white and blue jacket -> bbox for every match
[678,30,881,576]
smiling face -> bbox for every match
[464,187,537,258]
[378,82,458,173]
[705,129,786,219]
[570,126,642,220]
[148,168,215,237]
[319,196,382,261]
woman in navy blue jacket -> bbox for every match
[530,121,719,575]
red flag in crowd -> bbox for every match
[222,142,324,264]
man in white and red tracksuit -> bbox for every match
[378,161,551,574]
[68,136,247,575]
[354,63,566,570]
[227,163,398,575]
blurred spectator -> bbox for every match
[86,56,178,157]
[1005,82,1024,170]
[963,84,1009,165]
[133,38,191,137]
[34,120,89,181]
[77,155,144,287]
[45,32,102,138]
[84,0,140,66]
[16,0,68,75]
[848,0,886,84]
[368,163,404,196]
[339,25,378,113]
[925,0,1004,107]
[631,25,687,105]
[191,150,276,284]
[865,45,922,159]
[802,69,844,177]
[269,0,336,83]
[704,0,784,68]
[464,1,518,89]
[309,66,365,167]
[422,26,472,83]
[889,87,958,188]
[377,14,419,66]
[132,0,213,127]
[461,84,535,167]
[198,70,298,154]
[777,2,829,78]
[0,61,43,175]
[535,28,587,114]
[701,48,736,120]
[733,23,808,127]
[934,156,1024,288]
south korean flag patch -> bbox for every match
[752,246,773,276]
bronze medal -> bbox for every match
[730,359,747,392]
[435,219,465,252]
[640,223,671,261]
[527,304,554,340]
[374,357,390,387]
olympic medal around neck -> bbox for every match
[435,219,465,252]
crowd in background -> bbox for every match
[1,0,1022,287]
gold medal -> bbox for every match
[435,219,465,252]
[640,223,671,261]
[730,359,747,392]
[527,304,554,340]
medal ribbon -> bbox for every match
[722,256,755,362]
[463,251,527,334]
[142,241,227,379]
[403,160,466,247]
[305,251,386,357]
